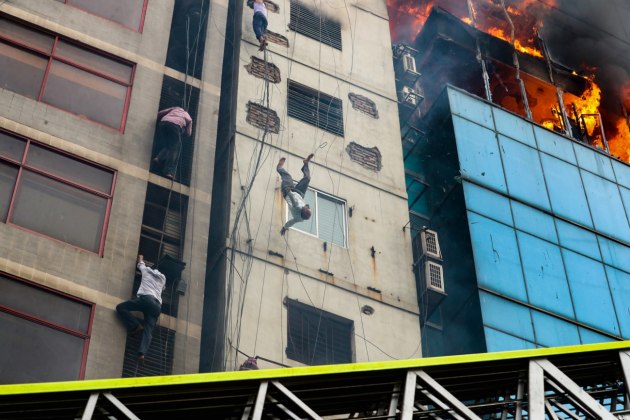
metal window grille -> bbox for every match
[286,299,353,365]
[122,325,175,378]
[287,80,344,137]
[425,261,445,293]
[288,0,342,50]
[421,229,441,259]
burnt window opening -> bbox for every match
[346,142,382,172]
[286,299,353,365]
[246,102,281,133]
[137,183,188,317]
[165,0,210,78]
[263,0,280,13]
[348,93,379,119]
[121,325,175,377]
[265,30,289,48]
[287,80,344,137]
[245,56,281,83]
[289,0,342,50]
[150,76,200,186]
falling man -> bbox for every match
[277,154,314,236]
[116,254,166,363]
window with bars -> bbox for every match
[0,130,115,254]
[0,15,134,131]
[121,325,175,377]
[288,188,346,247]
[287,80,344,137]
[286,299,353,365]
[288,0,341,50]
[0,274,93,384]
[55,0,148,31]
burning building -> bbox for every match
[391,2,630,356]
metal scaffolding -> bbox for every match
[1,341,629,419]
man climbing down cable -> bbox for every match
[248,0,268,51]
[153,106,193,179]
[116,254,166,363]
[277,154,314,236]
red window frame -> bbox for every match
[57,0,149,33]
[0,273,95,380]
[0,130,116,256]
[0,14,135,132]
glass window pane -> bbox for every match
[511,202,557,243]
[598,236,630,273]
[0,162,18,222]
[0,311,84,384]
[447,88,494,129]
[26,144,113,193]
[0,41,47,99]
[612,159,630,188]
[620,187,630,224]
[68,0,145,31]
[292,189,316,236]
[480,292,535,342]
[0,131,26,161]
[531,311,580,347]
[463,181,513,226]
[573,142,615,181]
[581,170,630,243]
[484,327,536,352]
[317,194,345,247]
[42,61,127,129]
[562,249,620,335]
[468,212,528,301]
[10,171,107,252]
[579,327,616,345]
[453,116,507,193]
[534,126,576,164]
[493,107,536,147]
[540,154,593,227]
[0,275,91,333]
[555,220,601,261]
[55,41,132,82]
[605,266,630,339]
[517,232,573,318]
[0,18,54,52]
[499,135,550,210]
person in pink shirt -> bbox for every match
[153,106,193,179]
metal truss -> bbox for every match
[1,343,629,419]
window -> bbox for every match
[0,274,93,384]
[289,189,347,247]
[122,325,175,377]
[287,80,344,137]
[286,299,353,365]
[55,0,147,31]
[289,0,341,50]
[0,130,115,254]
[0,15,134,130]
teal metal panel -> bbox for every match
[534,126,577,165]
[447,88,494,129]
[573,142,616,182]
[531,311,580,347]
[555,219,601,261]
[479,291,535,342]
[484,326,536,352]
[512,202,557,244]
[605,265,630,339]
[581,170,630,243]
[463,182,513,226]
[493,107,536,148]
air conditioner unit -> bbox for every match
[425,261,445,293]
[420,229,441,259]
[402,53,416,73]
[401,86,417,106]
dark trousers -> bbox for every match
[116,295,161,355]
[253,12,268,40]
[155,121,182,177]
[278,162,310,197]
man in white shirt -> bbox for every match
[116,254,166,362]
[278,154,314,235]
[249,0,268,51]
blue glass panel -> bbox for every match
[484,327,536,352]
[531,311,580,347]
[493,108,536,147]
[605,266,630,339]
[512,202,557,243]
[463,182,513,226]
[555,220,601,260]
[540,154,593,227]
[469,212,527,300]
[453,116,507,192]
[581,170,630,243]
[499,136,550,210]
[562,249,620,335]
[573,142,615,181]
[620,187,630,224]
[612,159,630,188]
[579,328,616,344]
[517,232,574,318]
[598,236,630,273]
[480,291,535,342]
[534,126,576,164]
[447,88,494,129]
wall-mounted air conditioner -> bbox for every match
[425,261,445,293]
[420,229,441,259]
[402,53,417,73]
[401,86,417,106]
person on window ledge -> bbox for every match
[277,154,313,236]
[116,254,166,363]
[152,106,193,180]
[248,0,268,51]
